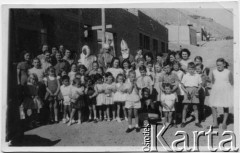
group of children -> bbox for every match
[17,48,233,133]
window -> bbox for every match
[139,33,150,50]
[153,39,158,53]
[139,33,143,48]
[161,42,166,53]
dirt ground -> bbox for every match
[11,40,235,150]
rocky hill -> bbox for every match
[139,8,233,39]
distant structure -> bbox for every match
[166,25,197,46]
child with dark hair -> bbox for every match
[60,75,71,124]
[106,57,124,80]
[136,65,154,97]
[122,59,132,78]
[68,63,78,84]
[68,78,85,126]
[88,61,99,76]
[208,58,233,130]
[85,75,97,123]
[113,73,128,122]
[78,64,87,84]
[146,61,154,78]
[44,66,62,123]
[90,73,105,121]
[104,72,116,121]
[161,83,177,127]
[181,62,202,128]
[156,53,164,66]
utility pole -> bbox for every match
[101,8,106,47]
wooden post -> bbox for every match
[102,8,106,47]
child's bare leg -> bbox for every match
[127,108,133,128]
[112,105,116,120]
[182,104,188,123]
[78,110,82,124]
[106,105,110,120]
[222,107,229,129]
[63,105,67,119]
[133,108,139,128]
[67,105,71,119]
[123,105,127,120]
[99,106,102,120]
[68,108,76,126]
[88,105,92,120]
[163,112,168,124]
[49,101,53,121]
[211,107,218,126]
[93,105,97,119]
[117,103,121,118]
[168,112,173,124]
[54,100,58,122]
[193,105,199,123]
[159,105,163,118]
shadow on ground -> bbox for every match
[11,135,61,146]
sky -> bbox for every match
[187,9,233,30]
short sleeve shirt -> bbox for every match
[60,85,71,102]
[136,75,154,89]
[29,67,45,82]
[159,72,179,85]
[181,73,202,87]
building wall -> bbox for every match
[82,8,168,57]
[167,25,197,46]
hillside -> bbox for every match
[139,8,233,39]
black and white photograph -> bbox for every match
[1,1,239,152]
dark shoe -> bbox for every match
[93,119,98,123]
[136,127,141,132]
[173,123,178,128]
[180,122,186,128]
[87,119,92,122]
[126,128,135,133]
[195,123,203,128]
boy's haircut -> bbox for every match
[164,83,172,89]
[44,50,51,55]
[156,52,163,57]
[139,65,147,72]
[105,72,113,78]
[163,61,171,67]
[70,62,77,67]
[72,78,81,85]
[33,57,40,62]
[78,64,87,72]
[92,61,99,66]
[47,66,56,75]
[147,61,153,65]
[128,70,136,76]
[194,56,203,62]
[155,61,162,67]
[94,73,103,81]
[121,59,131,69]
[116,73,125,83]
[110,57,120,68]
[141,87,150,97]
[75,72,81,77]
[188,62,196,69]
[62,75,70,81]
[180,48,191,57]
[196,63,204,70]
[137,57,145,63]
[173,60,181,67]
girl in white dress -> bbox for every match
[91,74,106,121]
[113,73,127,122]
[209,58,233,130]
[104,72,116,121]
